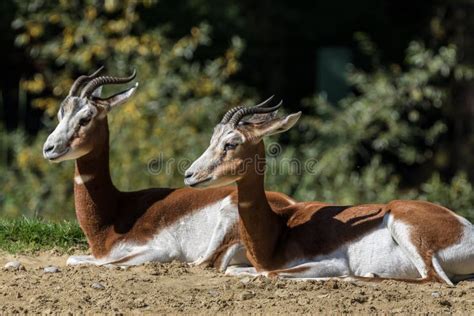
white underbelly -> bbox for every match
[103,196,239,265]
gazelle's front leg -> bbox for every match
[67,255,101,266]
[225,256,351,279]
[67,240,181,267]
[224,265,261,277]
[266,259,350,279]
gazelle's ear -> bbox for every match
[91,86,103,98]
[253,112,301,138]
[95,82,138,110]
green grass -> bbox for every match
[0,217,87,253]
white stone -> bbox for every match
[43,266,60,273]
[4,261,24,271]
[91,282,105,290]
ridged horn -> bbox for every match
[228,99,282,127]
[68,66,104,96]
[80,70,137,98]
[221,95,275,124]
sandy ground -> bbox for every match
[0,252,473,314]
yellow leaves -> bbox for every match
[223,49,240,76]
[63,28,75,49]
[122,102,140,120]
[59,0,70,8]
[166,103,179,119]
[115,36,139,54]
[85,7,97,20]
[410,88,423,102]
[16,144,47,173]
[137,45,149,56]
[139,34,161,56]
[106,20,129,34]
[79,50,93,63]
[91,44,107,58]
[26,22,43,38]
[193,77,215,96]
[22,74,45,93]
[53,77,73,97]
[142,0,158,7]
[16,149,31,170]
[151,43,161,55]
[32,98,59,116]
[153,126,163,137]
[225,60,239,76]
[48,13,61,24]
[191,27,201,38]
[105,0,119,13]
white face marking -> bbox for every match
[185,125,247,188]
[43,98,98,162]
[74,174,94,185]
[239,201,252,208]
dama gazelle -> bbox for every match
[42,69,294,270]
[184,98,474,284]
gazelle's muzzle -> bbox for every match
[184,149,215,188]
[43,134,70,161]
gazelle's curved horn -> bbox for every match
[68,66,104,96]
[228,99,282,127]
[221,95,275,124]
[80,70,137,98]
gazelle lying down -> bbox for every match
[184,98,474,284]
[42,69,294,270]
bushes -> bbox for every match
[0,1,473,222]
[271,39,474,221]
[1,1,250,219]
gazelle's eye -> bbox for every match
[79,116,91,126]
[224,143,237,151]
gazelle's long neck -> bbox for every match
[74,118,118,256]
[236,141,284,271]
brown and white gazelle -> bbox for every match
[42,69,294,270]
[184,99,474,284]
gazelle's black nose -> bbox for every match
[184,171,194,179]
[44,144,55,154]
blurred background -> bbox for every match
[1,0,473,221]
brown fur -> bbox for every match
[185,107,467,281]
[73,119,294,267]
[233,141,463,280]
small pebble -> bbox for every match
[431,291,441,298]
[43,266,60,273]
[91,282,105,290]
[240,277,252,284]
[275,289,289,298]
[208,290,220,297]
[4,261,25,271]
[239,290,255,300]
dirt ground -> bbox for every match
[0,252,473,314]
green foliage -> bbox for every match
[1,0,250,219]
[420,173,474,219]
[270,37,474,221]
[0,217,86,253]
[0,2,473,225]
